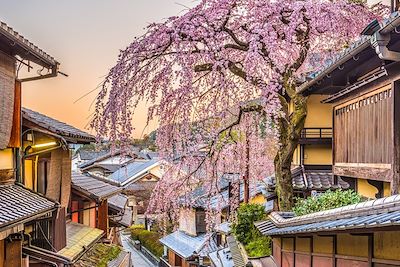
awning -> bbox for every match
[57,222,104,261]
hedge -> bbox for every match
[131,226,164,258]
[293,189,362,216]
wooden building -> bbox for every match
[159,208,218,267]
[70,172,128,244]
[256,194,400,267]
[0,18,61,266]
[298,13,400,199]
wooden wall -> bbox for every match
[333,84,393,180]
[271,231,400,267]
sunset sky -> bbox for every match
[1,0,196,138]
[0,0,390,138]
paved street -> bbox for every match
[121,234,156,267]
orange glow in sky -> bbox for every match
[2,0,196,138]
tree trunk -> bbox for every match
[275,92,307,211]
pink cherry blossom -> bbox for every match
[92,0,386,227]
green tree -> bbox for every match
[232,203,266,245]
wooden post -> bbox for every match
[5,235,22,267]
[244,136,250,203]
[98,200,108,234]
[368,234,373,267]
[391,81,400,195]
[52,207,66,251]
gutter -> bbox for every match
[297,37,371,94]
[0,205,58,235]
[298,12,400,94]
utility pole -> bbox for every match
[243,135,250,203]
[392,0,399,12]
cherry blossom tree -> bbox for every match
[92,0,384,212]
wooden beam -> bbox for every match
[5,236,22,267]
[368,234,373,267]
[52,207,66,251]
[98,200,108,234]
[333,165,392,182]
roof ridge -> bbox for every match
[269,194,400,227]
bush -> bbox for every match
[245,236,271,258]
[293,189,362,216]
[131,226,164,258]
[97,246,122,267]
[232,203,266,245]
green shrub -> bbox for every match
[232,203,266,245]
[131,226,164,258]
[245,236,271,258]
[293,189,362,216]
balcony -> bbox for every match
[299,127,332,145]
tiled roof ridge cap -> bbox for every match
[270,194,400,227]
[0,20,58,66]
[22,107,94,140]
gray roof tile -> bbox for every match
[159,231,218,259]
[0,184,57,230]
[0,20,58,67]
[22,108,94,143]
[107,159,160,185]
[71,172,122,201]
[256,193,400,236]
[108,194,128,212]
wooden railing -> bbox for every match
[300,128,332,139]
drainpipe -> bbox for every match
[371,31,400,61]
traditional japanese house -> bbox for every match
[19,109,132,266]
[298,12,400,198]
[284,73,336,198]
[78,150,135,177]
[256,194,400,267]
[71,149,108,171]
[0,19,62,266]
[159,208,219,267]
[21,108,94,199]
[70,172,125,243]
[108,193,134,229]
[109,159,161,224]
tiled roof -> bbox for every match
[226,235,246,267]
[108,194,128,212]
[78,150,109,161]
[78,150,132,169]
[107,159,160,185]
[159,231,218,259]
[71,172,122,201]
[108,249,131,267]
[0,184,58,231]
[215,222,231,234]
[298,12,400,94]
[265,166,349,191]
[256,194,400,236]
[191,180,275,211]
[110,208,133,228]
[0,20,58,67]
[209,248,234,267]
[22,108,94,143]
[58,222,104,261]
